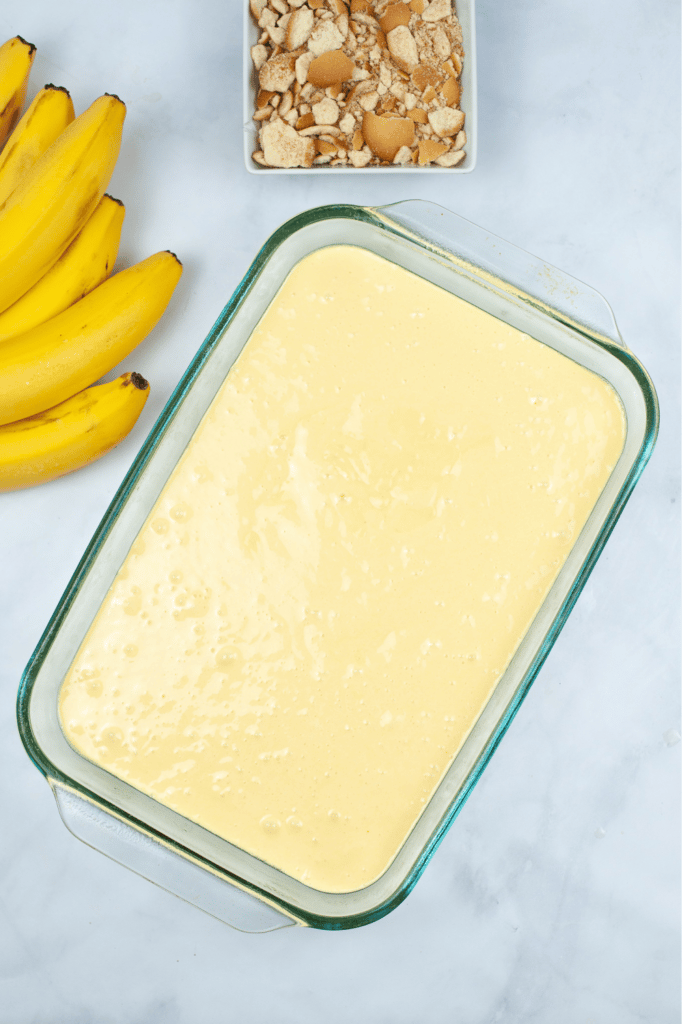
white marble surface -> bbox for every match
[0,0,679,1020]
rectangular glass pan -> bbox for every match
[18,201,658,931]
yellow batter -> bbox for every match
[59,246,625,893]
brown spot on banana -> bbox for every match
[128,372,149,390]
[16,36,37,55]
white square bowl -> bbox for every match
[242,0,477,174]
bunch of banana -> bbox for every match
[0,36,183,493]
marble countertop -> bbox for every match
[0,0,679,1021]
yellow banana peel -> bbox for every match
[0,371,150,492]
[0,92,125,314]
[0,83,75,206]
[0,193,125,342]
[0,250,182,425]
[0,52,183,491]
[0,36,36,149]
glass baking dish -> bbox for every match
[17,201,658,932]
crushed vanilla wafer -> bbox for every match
[248,0,466,168]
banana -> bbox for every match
[0,84,75,206]
[0,36,36,149]
[0,371,149,492]
[0,92,125,314]
[0,193,124,342]
[0,250,181,425]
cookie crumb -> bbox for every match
[249,0,466,168]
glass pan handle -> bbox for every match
[51,782,296,933]
[371,200,625,349]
